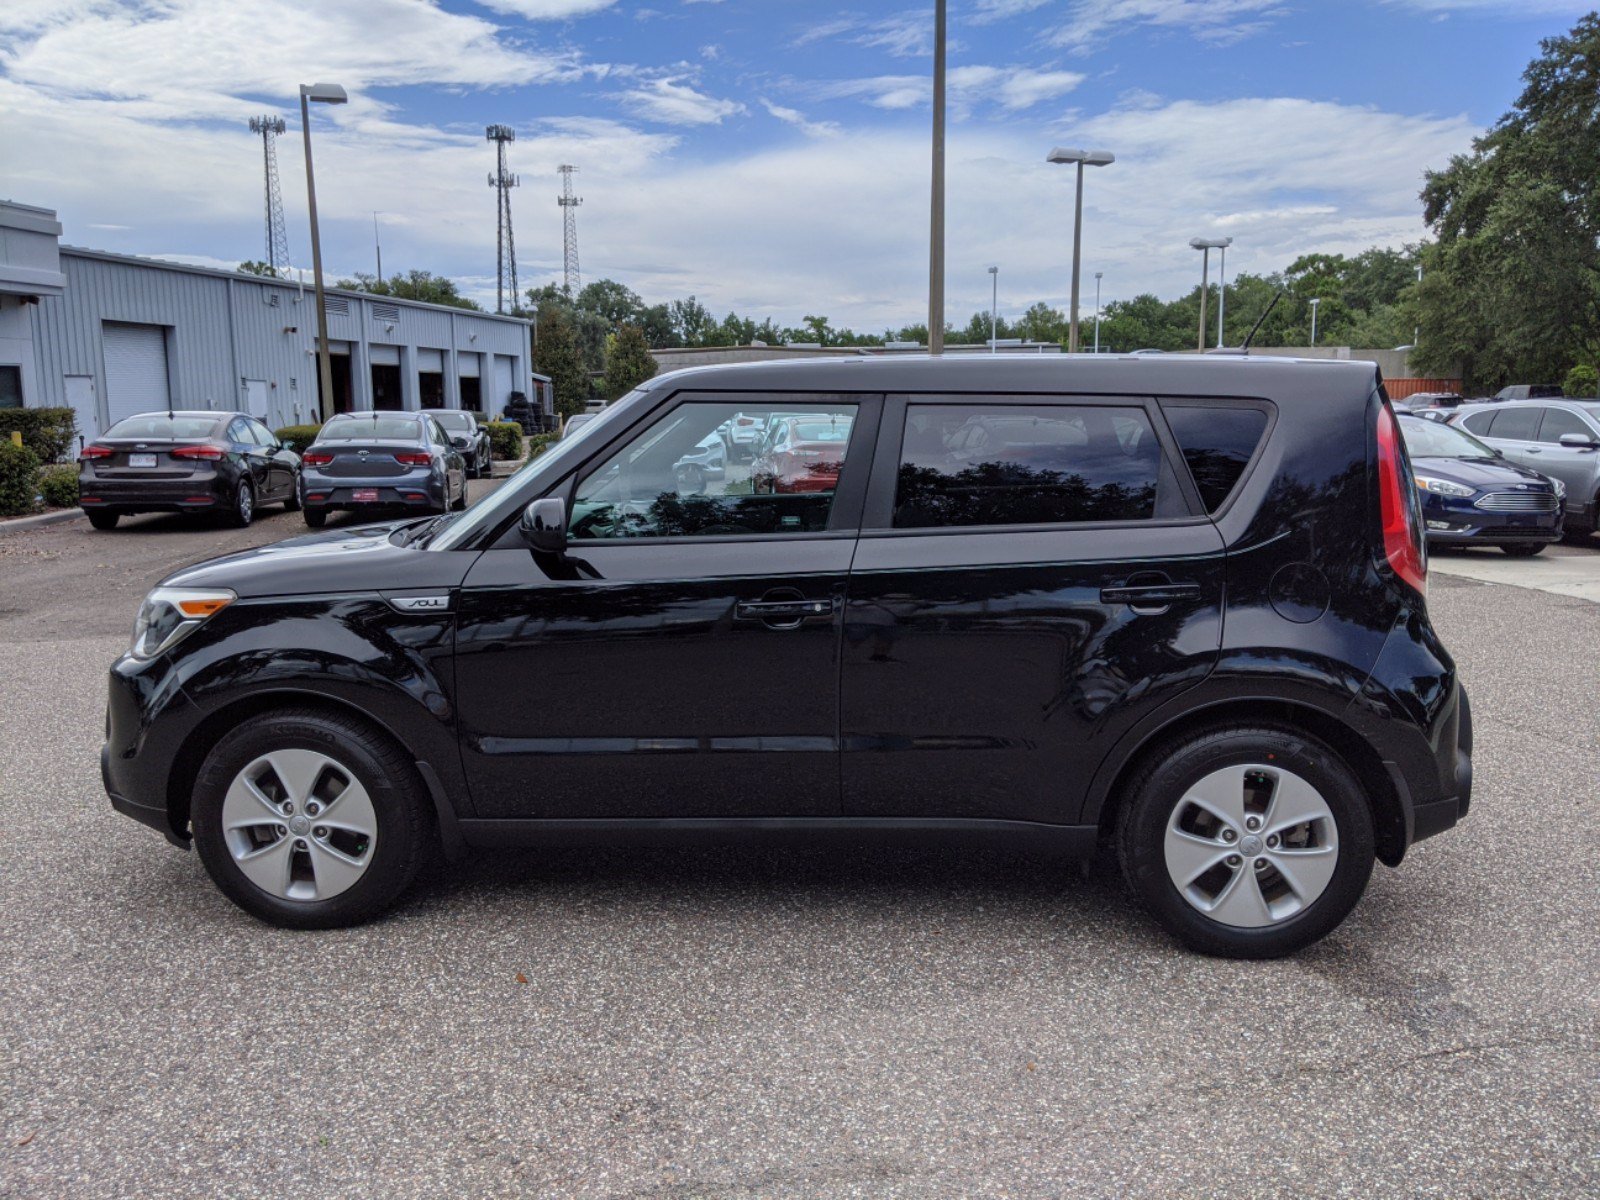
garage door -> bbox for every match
[493,355,514,414]
[102,323,170,425]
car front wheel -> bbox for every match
[190,708,432,928]
[1117,725,1375,959]
[1499,542,1545,557]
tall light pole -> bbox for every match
[988,266,999,353]
[1216,240,1231,348]
[1189,237,1231,351]
[928,0,947,355]
[300,82,347,422]
[1093,271,1103,353]
[1310,296,1321,346]
[1048,147,1115,353]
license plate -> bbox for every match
[352,489,379,502]
[128,453,156,468]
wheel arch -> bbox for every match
[1085,697,1406,867]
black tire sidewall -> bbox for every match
[86,509,119,530]
[1119,726,1375,959]
[190,711,429,929]
[231,481,254,527]
[303,508,326,527]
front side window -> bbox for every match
[1537,408,1593,444]
[893,403,1162,529]
[571,401,858,539]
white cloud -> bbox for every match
[760,99,841,139]
[473,0,619,17]
[795,11,933,57]
[619,76,745,125]
[817,65,1084,113]
[1050,0,1288,52]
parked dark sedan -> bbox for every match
[298,411,467,527]
[1399,415,1564,556]
[78,410,300,530]
[431,410,492,478]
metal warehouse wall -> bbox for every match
[29,249,532,435]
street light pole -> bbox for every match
[1216,241,1227,349]
[1189,237,1232,352]
[988,265,998,353]
[1310,297,1321,346]
[928,0,946,356]
[300,82,347,422]
[1048,148,1114,354]
[1093,271,1103,353]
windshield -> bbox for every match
[426,389,639,551]
[433,412,473,430]
[1400,416,1496,459]
[317,416,423,441]
[103,415,222,440]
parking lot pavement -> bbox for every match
[1,525,1597,1197]
[1430,537,1600,603]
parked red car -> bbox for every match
[750,415,852,493]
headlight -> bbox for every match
[130,587,235,659]
[1414,476,1475,498]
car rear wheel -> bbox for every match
[1500,542,1546,557]
[283,481,302,512]
[303,507,327,528]
[226,481,255,528]
[85,509,119,530]
[190,708,432,928]
[1117,725,1375,959]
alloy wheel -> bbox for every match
[220,749,378,902]
[1163,763,1339,928]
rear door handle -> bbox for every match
[736,597,837,620]
[1099,582,1202,605]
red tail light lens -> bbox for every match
[1376,404,1427,598]
[394,452,433,466]
[302,451,334,466]
[79,444,113,460]
[171,444,223,460]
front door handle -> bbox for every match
[1099,582,1202,605]
[736,597,837,621]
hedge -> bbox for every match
[0,442,40,517]
[524,431,558,465]
[484,421,524,461]
[38,465,79,508]
[0,408,78,463]
[274,424,323,454]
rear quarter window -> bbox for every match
[1160,403,1269,513]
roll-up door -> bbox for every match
[494,355,514,411]
[369,344,400,366]
[457,352,481,378]
[102,322,170,424]
[416,349,444,373]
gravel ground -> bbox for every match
[0,513,1596,1198]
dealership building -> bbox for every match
[0,200,541,444]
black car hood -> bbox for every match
[1411,455,1555,489]
[163,520,477,598]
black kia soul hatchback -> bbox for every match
[103,356,1470,958]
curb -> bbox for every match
[0,507,85,534]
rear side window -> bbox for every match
[1161,404,1268,513]
[1460,411,1496,436]
[1486,407,1540,440]
[893,403,1161,528]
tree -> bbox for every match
[1413,14,1600,390]
[603,324,659,400]
[238,260,278,277]
[577,279,645,327]
[336,270,482,310]
[533,306,591,417]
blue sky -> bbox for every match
[0,1,1591,330]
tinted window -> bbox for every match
[571,401,857,539]
[103,415,223,440]
[1537,408,1594,444]
[1488,407,1541,440]
[893,403,1161,529]
[1460,410,1496,435]
[318,416,423,441]
[1162,404,1268,512]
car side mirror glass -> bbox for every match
[452,436,469,449]
[1558,432,1598,449]
[520,497,567,554]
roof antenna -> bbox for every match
[1240,289,1283,351]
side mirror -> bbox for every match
[520,497,567,554]
[1559,432,1599,449]
[452,435,469,449]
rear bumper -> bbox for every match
[301,476,445,510]
[79,476,226,511]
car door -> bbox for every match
[247,418,291,499]
[1475,405,1544,470]
[453,392,880,820]
[1528,407,1600,514]
[228,417,275,499]
[840,395,1225,826]
[426,417,462,501]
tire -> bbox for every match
[283,480,302,512]
[1561,525,1594,546]
[1116,725,1375,959]
[86,509,120,530]
[303,507,327,528]
[451,480,467,511]
[226,481,255,528]
[190,708,433,929]
[1500,542,1546,557]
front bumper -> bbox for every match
[102,653,202,848]
[1421,494,1562,544]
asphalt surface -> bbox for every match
[0,503,1596,1198]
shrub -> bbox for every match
[38,465,79,508]
[0,442,41,517]
[274,424,323,454]
[1562,364,1598,398]
[524,431,558,465]
[484,421,524,461]
[0,408,78,463]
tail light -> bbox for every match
[1376,404,1427,598]
[79,444,113,460]
[302,451,334,466]
[171,444,223,460]
[394,451,433,466]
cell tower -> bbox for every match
[247,115,290,273]
[558,164,582,295]
[486,124,520,314]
